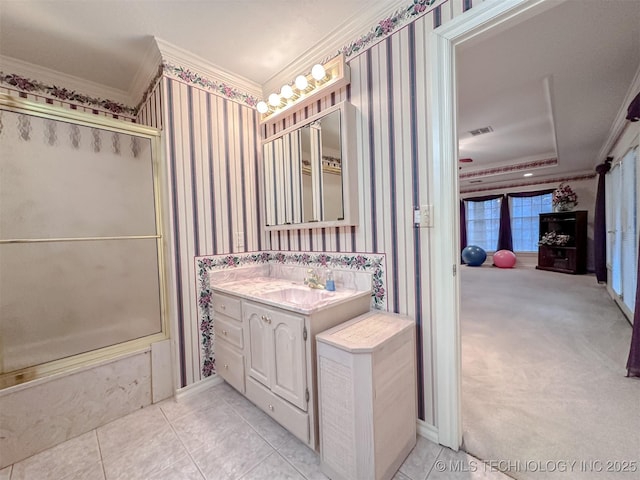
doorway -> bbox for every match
[428,0,639,456]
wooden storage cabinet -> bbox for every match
[316,311,416,480]
[537,210,587,274]
[213,292,245,393]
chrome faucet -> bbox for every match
[304,268,324,289]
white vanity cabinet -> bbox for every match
[212,292,245,393]
[210,282,371,451]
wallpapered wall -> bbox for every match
[3,0,483,430]
[134,0,477,426]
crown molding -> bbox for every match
[459,156,557,179]
[155,37,262,99]
[261,1,407,97]
[597,64,640,164]
[0,55,132,107]
[460,169,596,194]
[128,38,163,107]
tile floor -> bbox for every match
[0,382,511,480]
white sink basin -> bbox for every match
[260,287,332,307]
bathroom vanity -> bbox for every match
[211,267,371,450]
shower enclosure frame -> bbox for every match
[0,93,170,390]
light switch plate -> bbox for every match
[420,204,433,228]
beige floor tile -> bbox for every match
[98,408,188,480]
[0,466,11,480]
[399,436,443,480]
[97,405,169,458]
[10,431,101,480]
[170,399,246,453]
[190,422,273,480]
[226,396,291,449]
[277,432,329,480]
[158,385,220,423]
[394,471,413,480]
[240,452,305,480]
[145,455,206,480]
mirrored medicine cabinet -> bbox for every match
[262,101,357,230]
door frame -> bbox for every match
[427,0,562,449]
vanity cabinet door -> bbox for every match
[244,301,308,411]
[271,311,307,411]
[244,302,271,387]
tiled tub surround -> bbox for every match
[196,251,386,377]
[0,347,172,469]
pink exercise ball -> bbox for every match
[493,249,517,268]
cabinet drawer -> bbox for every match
[216,340,245,393]
[246,377,309,445]
[214,316,243,349]
[212,292,242,320]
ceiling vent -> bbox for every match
[469,126,493,136]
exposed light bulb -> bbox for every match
[268,93,281,107]
[256,101,269,114]
[311,64,326,81]
[295,75,308,91]
[280,85,294,99]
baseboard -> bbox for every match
[174,374,223,401]
[416,420,439,444]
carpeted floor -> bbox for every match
[460,265,640,480]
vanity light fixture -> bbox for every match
[258,54,350,124]
[268,93,282,107]
[295,75,309,91]
[524,173,533,177]
[311,64,326,81]
[280,84,295,100]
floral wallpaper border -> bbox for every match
[195,250,386,377]
[460,173,597,195]
[338,0,439,59]
[459,158,559,179]
[162,62,259,108]
[0,72,137,116]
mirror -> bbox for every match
[262,101,357,230]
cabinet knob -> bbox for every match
[222,330,228,335]
[268,404,274,411]
[221,304,226,310]
[224,364,229,369]
[261,314,271,324]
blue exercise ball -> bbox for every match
[462,245,487,266]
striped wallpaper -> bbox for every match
[133,0,479,428]
[2,0,487,432]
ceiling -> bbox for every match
[457,0,640,190]
[0,0,394,93]
[1,0,639,190]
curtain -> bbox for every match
[625,236,640,377]
[497,195,512,251]
[626,91,640,122]
[460,199,467,254]
[594,160,612,283]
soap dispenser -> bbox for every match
[325,269,335,291]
